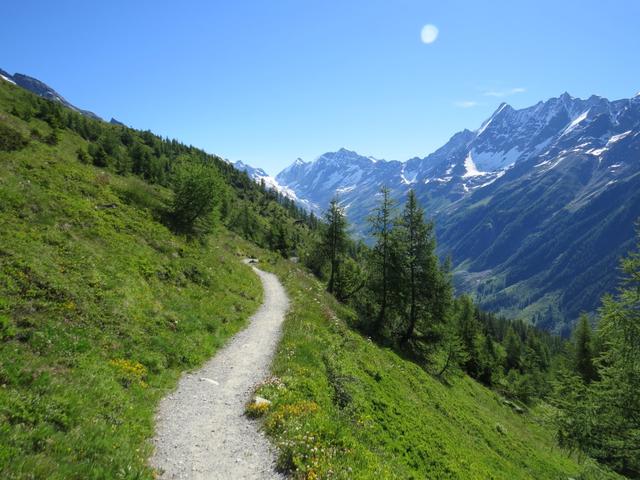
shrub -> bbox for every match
[44,129,60,146]
[0,122,28,151]
[0,314,16,341]
[170,162,223,234]
[109,359,148,388]
[76,147,90,164]
[114,176,167,217]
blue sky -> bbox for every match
[2,1,639,174]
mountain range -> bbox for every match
[271,92,640,334]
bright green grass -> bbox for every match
[250,257,619,480]
[0,116,262,479]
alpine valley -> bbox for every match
[268,93,640,334]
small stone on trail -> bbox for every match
[200,377,219,385]
[252,396,272,407]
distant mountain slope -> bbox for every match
[0,68,102,120]
[275,92,640,332]
[232,160,318,212]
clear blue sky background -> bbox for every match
[2,1,639,174]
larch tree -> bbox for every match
[368,186,398,337]
[456,295,482,378]
[323,197,348,297]
[397,190,446,348]
[589,230,640,474]
[504,326,522,372]
[573,313,597,383]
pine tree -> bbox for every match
[323,197,348,297]
[589,231,640,474]
[456,295,482,378]
[368,186,397,336]
[573,314,596,383]
[397,190,448,348]
[504,326,522,372]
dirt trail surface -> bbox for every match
[150,262,288,479]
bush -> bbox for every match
[170,162,223,234]
[44,129,60,146]
[88,143,108,167]
[76,148,90,164]
[0,314,16,341]
[0,122,28,151]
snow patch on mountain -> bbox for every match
[586,130,633,158]
[400,165,418,184]
[476,103,507,136]
[470,170,507,190]
[608,130,632,143]
[470,147,521,172]
[462,153,487,178]
[0,73,16,85]
[562,110,590,136]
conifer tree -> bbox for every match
[478,333,498,385]
[456,295,482,378]
[589,232,640,474]
[368,186,398,336]
[323,197,348,297]
[504,326,522,372]
[573,314,596,383]
[397,190,448,348]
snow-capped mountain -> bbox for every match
[275,92,640,333]
[232,160,317,211]
[276,149,402,218]
[278,92,640,221]
[0,68,102,120]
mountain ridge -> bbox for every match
[274,91,640,332]
[1,68,102,120]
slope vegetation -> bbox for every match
[0,91,265,478]
[249,255,618,479]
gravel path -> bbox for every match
[150,262,288,479]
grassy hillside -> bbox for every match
[249,256,619,479]
[0,108,264,478]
